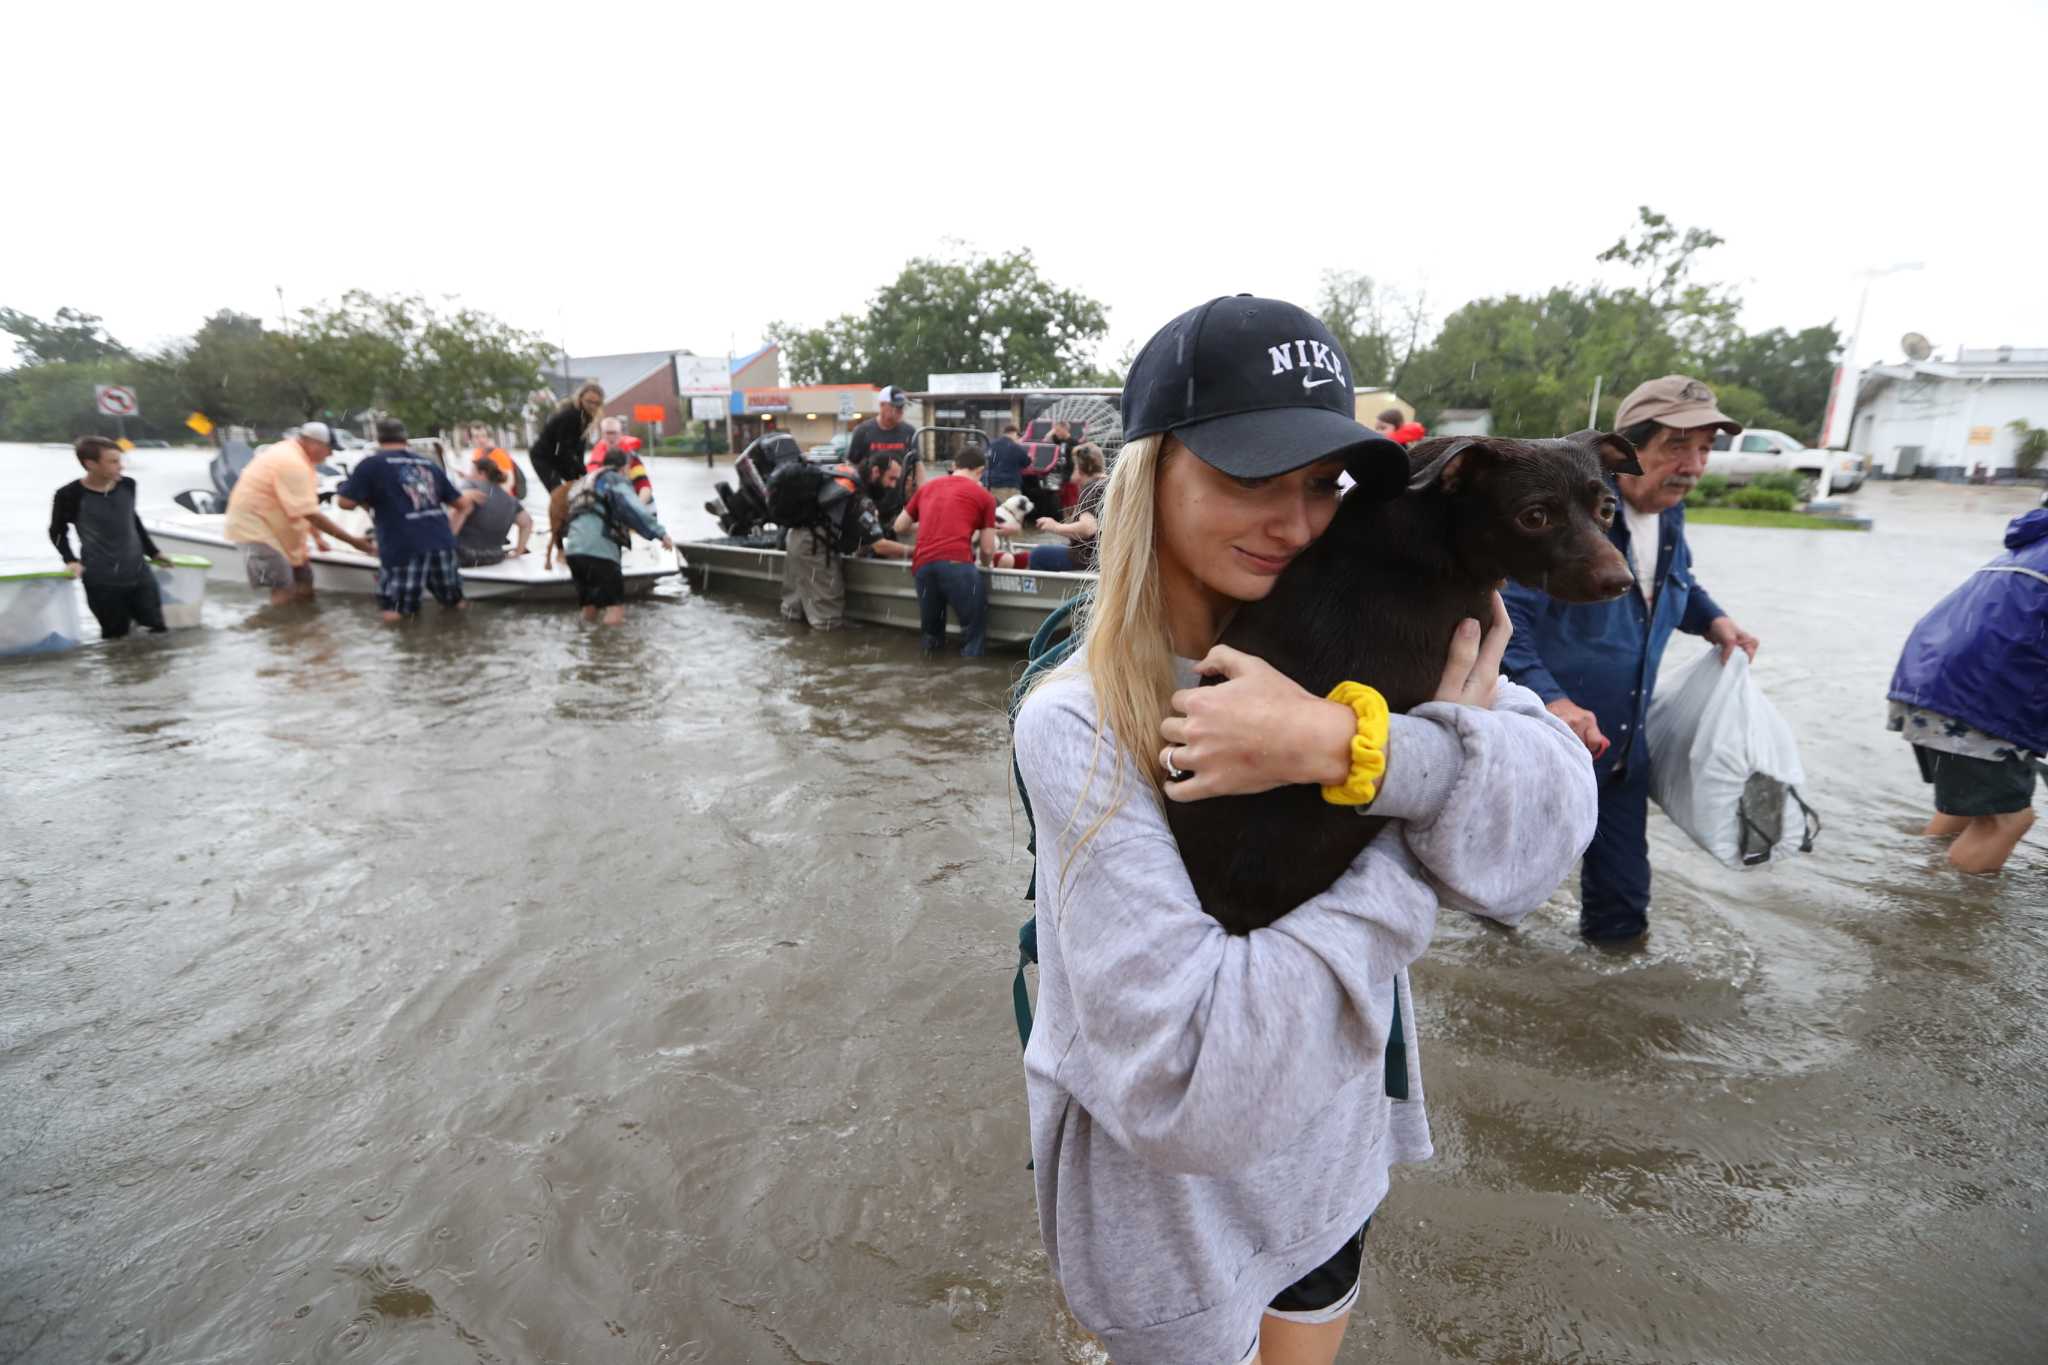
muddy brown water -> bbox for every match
[3,444,2043,1364]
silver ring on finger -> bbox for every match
[1164,746,1192,782]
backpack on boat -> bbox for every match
[1009,597,1085,1052]
[768,460,864,554]
[563,473,629,548]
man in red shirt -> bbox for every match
[894,443,998,657]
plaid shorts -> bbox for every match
[377,549,464,616]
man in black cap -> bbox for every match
[847,385,917,523]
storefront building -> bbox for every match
[730,384,895,454]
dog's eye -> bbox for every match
[1516,507,1550,532]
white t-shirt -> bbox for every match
[1624,502,1661,605]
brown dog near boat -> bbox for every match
[1165,430,1641,934]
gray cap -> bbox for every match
[296,421,340,448]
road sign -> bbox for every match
[837,392,857,420]
[690,396,725,421]
[673,354,732,395]
[185,412,215,436]
[95,385,139,417]
[633,403,666,423]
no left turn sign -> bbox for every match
[95,385,139,417]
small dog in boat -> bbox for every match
[1165,430,1641,934]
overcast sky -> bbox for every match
[6,0,2040,381]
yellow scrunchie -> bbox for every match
[1320,682,1390,807]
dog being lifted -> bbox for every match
[1165,430,1642,935]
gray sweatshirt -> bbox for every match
[1013,660,1598,1364]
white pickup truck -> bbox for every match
[1707,428,1867,494]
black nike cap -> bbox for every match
[1121,295,1408,498]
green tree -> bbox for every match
[0,306,129,366]
[1392,206,1845,439]
[1314,271,1430,387]
[1706,324,1841,443]
[2008,419,2048,475]
[770,248,1110,388]
[288,291,553,433]
[161,310,307,430]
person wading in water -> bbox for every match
[1012,296,1597,1365]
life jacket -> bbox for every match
[768,460,864,553]
[563,473,630,548]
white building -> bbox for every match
[1849,346,2048,479]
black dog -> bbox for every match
[1165,430,1641,934]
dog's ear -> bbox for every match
[1406,437,1493,492]
[1570,429,1642,477]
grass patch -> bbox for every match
[1688,507,1867,531]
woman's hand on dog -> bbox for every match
[1157,593,1513,802]
[1433,592,1512,710]
[1159,647,1356,801]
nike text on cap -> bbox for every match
[1121,295,1408,498]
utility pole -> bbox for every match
[1817,261,1922,500]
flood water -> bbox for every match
[2,443,2043,1364]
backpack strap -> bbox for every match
[1008,595,1087,1058]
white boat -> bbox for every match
[679,536,1091,645]
[142,508,678,602]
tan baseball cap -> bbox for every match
[1614,375,1741,435]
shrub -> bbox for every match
[1691,473,1731,506]
[1752,471,1807,497]
[1730,486,1798,512]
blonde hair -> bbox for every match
[1026,434,1181,884]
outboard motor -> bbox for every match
[706,432,805,536]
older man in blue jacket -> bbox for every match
[1503,376,1760,941]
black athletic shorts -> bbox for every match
[566,554,624,609]
[1914,744,2038,817]
[1229,1219,1371,1360]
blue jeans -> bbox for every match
[915,560,986,657]
[1026,544,1075,571]
[1581,753,1652,938]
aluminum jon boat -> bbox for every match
[142,509,678,602]
[678,537,1091,645]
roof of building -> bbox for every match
[731,342,777,374]
[543,350,680,399]
[1863,356,2048,387]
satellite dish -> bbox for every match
[1901,332,1933,361]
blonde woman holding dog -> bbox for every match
[1013,297,1598,1365]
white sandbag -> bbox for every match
[153,555,212,630]
[1646,647,1818,867]
[0,569,86,658]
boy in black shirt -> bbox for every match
[50,436,173,638]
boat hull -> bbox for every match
[143,516,675,603]
[679,539,1090,645]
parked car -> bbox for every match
[806,433,852,464]
[1708,428,1866,494]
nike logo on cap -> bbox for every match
[1267,338,1347,391]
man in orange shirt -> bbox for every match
[223,422,373,605]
